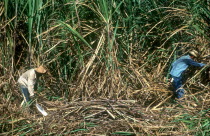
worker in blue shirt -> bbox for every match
[170,50,206,99]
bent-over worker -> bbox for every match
[170,50,206,99]
[18,66,46,105]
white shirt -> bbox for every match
[18,69,36,96]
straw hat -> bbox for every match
[189,50,199,57]
[35,66,46,73]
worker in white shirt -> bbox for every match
[18,66,46,105]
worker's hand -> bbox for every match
[30,95,37,100]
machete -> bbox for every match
[35,101,48,116]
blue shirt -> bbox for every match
[170,55,205,77]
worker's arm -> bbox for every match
[186,59,205,67]
[27,70,36,97]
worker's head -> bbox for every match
[189,50,198,58]
[35,66,47,74]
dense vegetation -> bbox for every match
[0,0,209,135]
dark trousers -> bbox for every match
[171,76,184,99]
[20,85,30,102]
